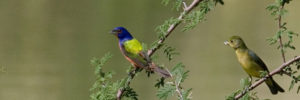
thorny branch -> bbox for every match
[234,56,300,100]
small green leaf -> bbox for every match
[289,80,295,91]
[225,90,241,100]
[182,88,192,100]
[240,92,250,100]
[240,78,251,89]
[155,77,166,88]
[157,84,176,100]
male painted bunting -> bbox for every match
[224,36,284,94]
[111,27,171,78]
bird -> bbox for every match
[111,27,171,78]
[224,36,284,94]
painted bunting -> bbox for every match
[224,36,284,94]
[111,27,171,78]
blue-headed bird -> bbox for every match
[224,36,284,94]
[111,27,171,78]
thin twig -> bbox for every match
[116,0,204,99]
[278,4,286,63]
[147,0,203,56]
[175,78,184,100]
[234,56,300,100]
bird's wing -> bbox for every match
[248,50,269,72]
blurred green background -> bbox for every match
[0,0,299,100]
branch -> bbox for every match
[175,79,184,100]
[116,68,138,100]
[234,56,300,100]
[147,0,203,56]
[116,0,204,99]
[278,3,286,63]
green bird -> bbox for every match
[224,36,284,94]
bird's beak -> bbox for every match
[224,41,229,45]
[111,30,118,36]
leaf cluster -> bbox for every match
[182,0,215,31]
[287,60,300,93]
[266,0,298,51]
[267,23,298,51]
[156,63,192,100]
[163,45,179,61]
[226,78,267,100]
[90,53,138,100]
[90,53,121,100]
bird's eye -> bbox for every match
[230,40,233,43]
[117,29,122,33]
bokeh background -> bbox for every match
[0,0,299,100]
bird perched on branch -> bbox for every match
[111,27,171,78]
[224,36,284,94]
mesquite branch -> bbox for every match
[278,4,286,63]
[234,56,300,100]
[147,0,203,56]
[116,0,204,99]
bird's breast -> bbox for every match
[235,50,262,77]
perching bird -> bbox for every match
[111,27,171,78]
[224,36,284,94]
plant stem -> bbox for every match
[278,4,286,63]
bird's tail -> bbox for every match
[265,77,284,94]
[150,63,171,78]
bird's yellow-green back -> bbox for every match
[123,39,142,54]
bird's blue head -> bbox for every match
[111,27,133,43]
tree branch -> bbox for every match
[278,3,286,63]
[234,56,300,100]
[116,0,204,99]
[147,0,203,56]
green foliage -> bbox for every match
[171,63,189,83]
[226,78,266,100]
[240,92,266,100]
[259,71,268,78]
[240,78,251,90]
[266,0,298,53]
[267,0,300,95]
[181,88,193,100]
[266,23,298,51]
[225,90,241,100]
[287,60,300,93]
[155,77,166,88]
[157,63,192,100]
[163,45,179,61]
[90,53,139,100]
[182,0,215,31]
[161,0,170,6]
[174,0,183,11]
[161,0,183,11]
[90,52,121,100]
[142,43,149,52]
[122,87,138,100]
[155,17,180,39]
[157,84,176,100]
